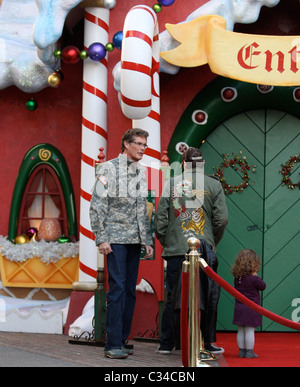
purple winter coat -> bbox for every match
[233,274,266,327]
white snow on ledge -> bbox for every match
[0,235,79,264]
[0,295,69,334]
[0,278,154,335]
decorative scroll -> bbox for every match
[161,15,300,86]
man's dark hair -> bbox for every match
[182,147,204,169]
[121,128,149,152]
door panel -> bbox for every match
[200,109,300,331]
[263,110,300,331]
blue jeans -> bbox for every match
[105,244,141,350]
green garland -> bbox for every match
[279,155,300,189]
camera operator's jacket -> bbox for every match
[154,168,228,256]
[89,153,153,247]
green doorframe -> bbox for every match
[8,143,77,241]
[167,76,300,332]
[167,76,300,165]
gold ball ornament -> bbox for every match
[48,72,62,88]
[38,218,62,242]
[15,234,30,244]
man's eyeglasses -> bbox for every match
[130,141,148,149]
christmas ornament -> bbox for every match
[88,42,106,61]
[58,235,71,243]
[53,49,62,58]
[80,50,89,60]
[26,227,38,239]
[31,233,38,242]
[14,234,30,244]
[293,88,300,102]
[158,0,176,6]
[279,155,300,189]
[105,43,114,52]
[221,87,237,102]
[61,45,80,64]
[25,98,38,111]
[214,152,251,194]
[192,110,208,125]
[103,0,116,9]
[38,218,62,242]
[48,72,62,87]
[153,3,162,12]
[112,31,123,50]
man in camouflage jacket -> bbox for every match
[90,128,153,359]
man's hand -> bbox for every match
[98,242,112,255]
[144,245,154,259]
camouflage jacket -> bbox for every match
[154,169,228,256]
[89,153,153,246]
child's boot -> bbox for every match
[245,349,258,358]
[238,348,246,358]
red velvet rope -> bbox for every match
[202,265,300,331]
[181,271,189,367]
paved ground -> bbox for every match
[0,331,227,368]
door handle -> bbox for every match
[247,225,259,231]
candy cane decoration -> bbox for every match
[121,5,161,169]
[79,5,110,282]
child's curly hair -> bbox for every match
[231,249,261,278]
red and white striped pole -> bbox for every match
[79,1,110,283]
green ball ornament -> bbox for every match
[80,50,89,60]
[58,235,71,243]
[26,98,38,111]
[53,49,62,58]
[105,42,114,52]
[153,3,162,12]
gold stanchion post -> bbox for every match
[186,238,211,367]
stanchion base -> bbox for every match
[200,350,218,361]
[197,358,212,367]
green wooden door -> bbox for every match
[200,109,300,332]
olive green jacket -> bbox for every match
[154,169,228,257]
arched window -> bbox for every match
[8,144,77,241]
[18,164,68,236]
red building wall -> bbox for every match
[0,0,290,238]
[0,0,210,238]
[0,61,83,237]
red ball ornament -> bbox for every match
[192,110,208,125]
[61,46,80,64]
[294,88,300,101]
[194,112,206,123]
[222,88,235,100]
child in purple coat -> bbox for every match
[231,249,266,358]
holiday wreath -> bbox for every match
[279,155,300,189]
[214,153,251,195]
